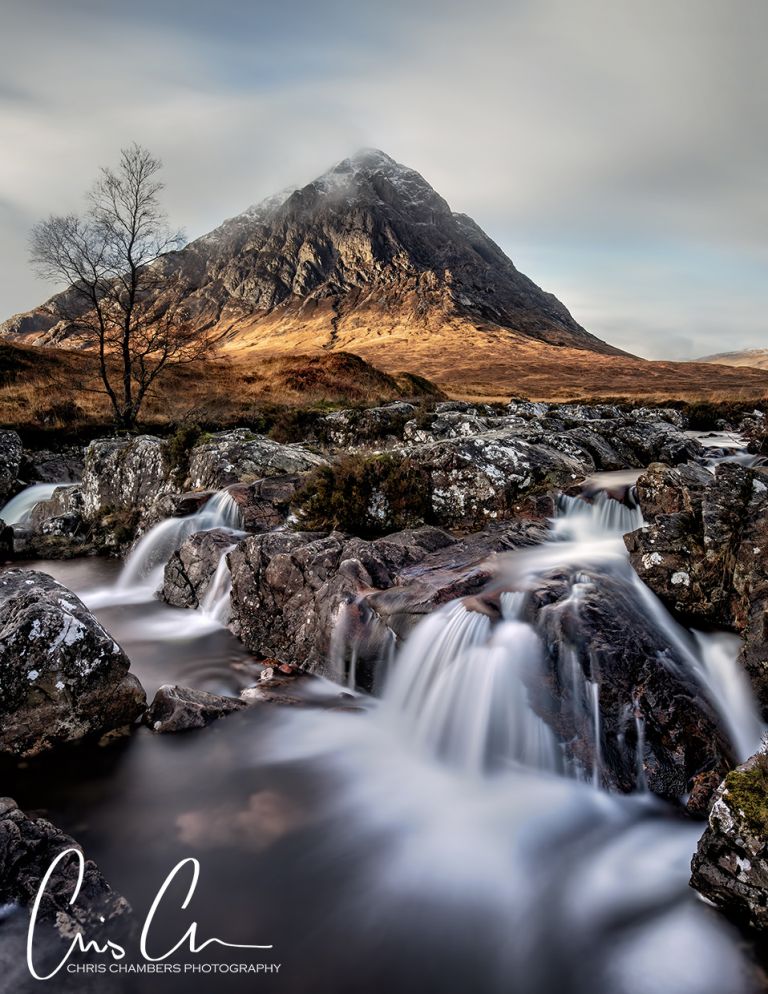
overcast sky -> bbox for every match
[1,0,765,359]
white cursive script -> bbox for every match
[27,849,272,980]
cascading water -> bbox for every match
[0,482,65,525]
[371,475,763,782]
[383,600,561,774]
[85,489,243,613]
[199,543,237,625]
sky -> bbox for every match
[0,0,766,360]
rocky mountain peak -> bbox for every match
[0,149,629,369]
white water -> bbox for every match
[84,489,243,616]
[199,544,237,625]
[253,480,761,991]
[0,482,64,524]
[355,480,762,781]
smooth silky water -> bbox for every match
[1,473,763,993]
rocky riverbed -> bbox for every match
[2,400,768,993]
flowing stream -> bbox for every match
[1,469,764,993]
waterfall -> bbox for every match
[86,489,243,608]
[199,545,237,625]
[382,603,561,775]
[366,471,764,789]
[554,489,643,541]
[0,483,65,525]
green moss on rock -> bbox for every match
[722,752,768,837]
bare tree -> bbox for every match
[31,143,208,429]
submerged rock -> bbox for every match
[0,570,146,756]
[145,684,246,733]
[691,748,768,930]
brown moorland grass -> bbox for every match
[1,336,767,439]
[0,342,444,437]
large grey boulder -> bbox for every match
[82,435,171,518]
[317,402,417,447]
[186,429,325,490]
[0,570,146,756]
[407,432,588,529]
[0,430,23,505]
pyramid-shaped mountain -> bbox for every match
[0,149,629,385]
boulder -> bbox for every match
[82,435,171,518]
[162,528,236,609]
[691,748,768,930]
[227,475,301,532]
[0,430,22,504]
[317,402,417,446]
[0,797,131,938]
[28,484,85,536]
[407,432,588,529]
[626,461,768,709]
[229,522,548,688]
[186,429,325,490]
[145,684,246,733]
[0,570,146,756]
[524,567,733,804]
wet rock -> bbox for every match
[526,567,734,803]
[145,684,246,732]
[691,748,768,930]
[28,485,85,533]
[626,461,768,710]
[229,522,548,688]
[0,430,23,504]
[82,435,171,519]
[186,429,325,490]
[155,489,215,516]
[162,528,236,609]
[0,796,131,938]
[0,570,146,756]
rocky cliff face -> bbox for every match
[0,149,624,364]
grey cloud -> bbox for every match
[0,0,766,358]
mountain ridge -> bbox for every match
[0,149,629,369]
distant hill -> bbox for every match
[697,349,768,370]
